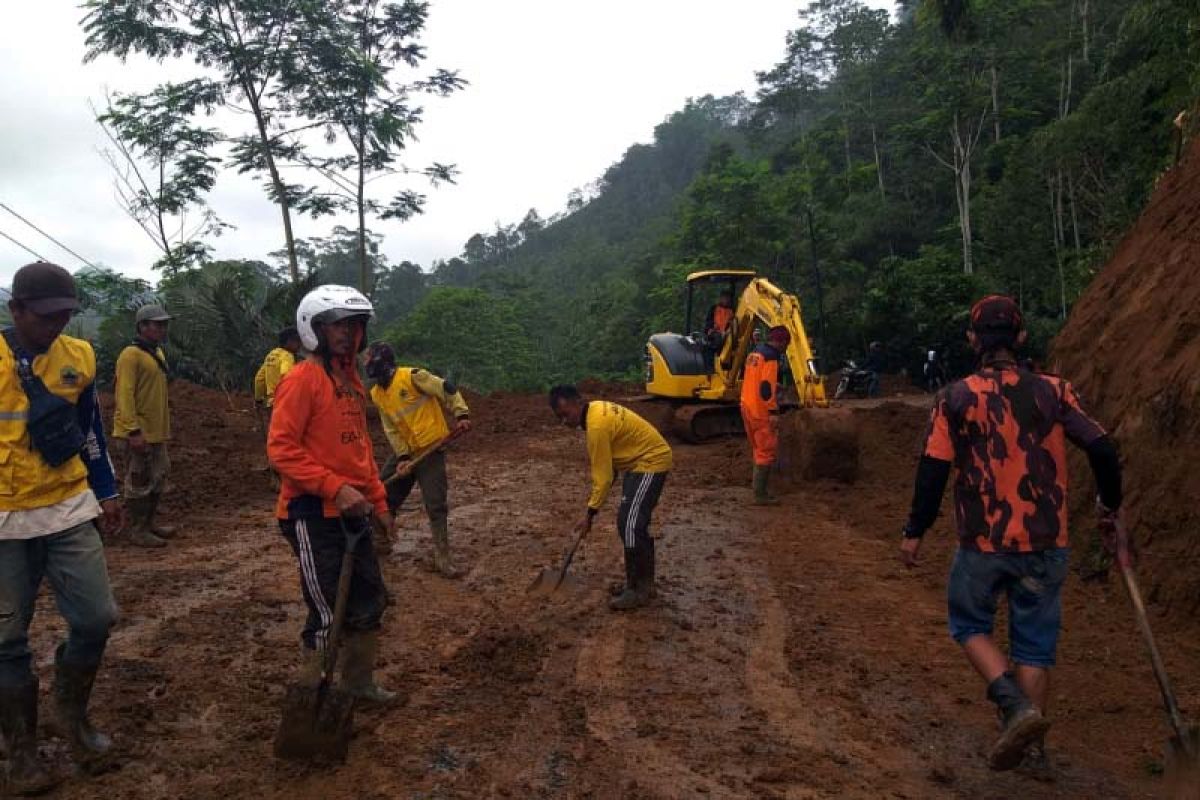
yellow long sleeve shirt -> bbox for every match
[583,401,673,511]
[257,347,296,407]
[113,342,170,442]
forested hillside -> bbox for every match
[73,0,1199,393]
[387,0,1197,389]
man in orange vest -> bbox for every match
[705,290,735,339]
[741,325,790,505]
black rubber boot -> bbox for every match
[752,466,779,506]
[0,678,56,796]
[125,498,165,548]
[986,672,1050,771]
[51,645,112,764]
[609,549,645,611]
[643,539,657,600]
[610,546,652,611]
[146,492,175,539]
[340,631,398,706]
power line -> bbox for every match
[0,202,99,269]
[0,228,47,262]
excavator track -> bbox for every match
[671,403,744,443]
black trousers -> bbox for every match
[616,472,667,551]
[279,516,388,651]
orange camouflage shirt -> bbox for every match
[923,365,1106,553]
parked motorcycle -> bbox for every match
[834,360,874,400]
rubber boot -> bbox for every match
[643,539,657,600]
[609,547,651,611]
[430,520,462,578]
[0,678,56,796]
[146,493,175,539]
[752,465,780,506]
[609,550,636,597]
[986,672,1050,771]
[51,645,111,765]
[297,647,324,688]
[340,631,398,706]
[125,498,166,548]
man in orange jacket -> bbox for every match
[741,326,790,505]
[268,285,396,705]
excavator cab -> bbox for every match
[644,269,827,441]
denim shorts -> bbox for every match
[947,547,1070,667]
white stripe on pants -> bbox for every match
[295,519,333,650]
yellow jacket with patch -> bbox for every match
[254,347,296,407]
[370,367,469,457]
[113,342,170,442]
[584,401,673,510]
[0,333,95,510]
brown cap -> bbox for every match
[10,261,79,315]
[135,304,173,323]
[767,325,791,346]
[970,295,1023,333]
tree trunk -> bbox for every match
[1067,170,1082,252]
[1049,174,1067,319]
[990,62,1002,144]
[246,88,299,285]
[871,122,886,200]
[842,103,853,198]
[1081,0,1090,65]
[357,141,368,294]
[951,114,974,275]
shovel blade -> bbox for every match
[1165,726,1200,799]
[274,680,356,764]
[525,568,583,595]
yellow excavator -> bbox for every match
[643,269,828,441]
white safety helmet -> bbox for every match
[295,284,375,352]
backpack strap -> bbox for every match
[2,328,41,390]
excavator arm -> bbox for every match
[718,278,828,407]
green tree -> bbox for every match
[287,0,465,291]
[83,0,341,283]
[383,287,537,392]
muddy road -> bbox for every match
[27,385,1197,798]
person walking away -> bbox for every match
[741,325,790,505]
[899,294,1123,772]
[863,340,885,397]
[364,342,470,577]
[0,262,125,793]
[268,285,396,705]
[549,386,672,611]
[112,303,174,547]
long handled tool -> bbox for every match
[372,430,464,548]
[527,524,591,594]
[1113,519,1200,793]
[274,517,366,764]
[382,429,462,487]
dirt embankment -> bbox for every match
[1053,137,1200,615]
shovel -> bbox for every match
[1113,519,1200,792]
[274,517,366,764]
[527,524,590,594]
[382,429,462,487]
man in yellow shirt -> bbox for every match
[365,342,471,576]
[112,304,173,548]
[549,385,672,611]
[253,326,302,416]
[0,262,125,793]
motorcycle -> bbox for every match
[834,359,875,400]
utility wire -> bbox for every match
[0,227,47,262]
[0,202,99,269]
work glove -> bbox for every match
[1096,496,1131,561]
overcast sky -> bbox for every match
[0,1,891,287]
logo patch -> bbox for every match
[60,366,80,387]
